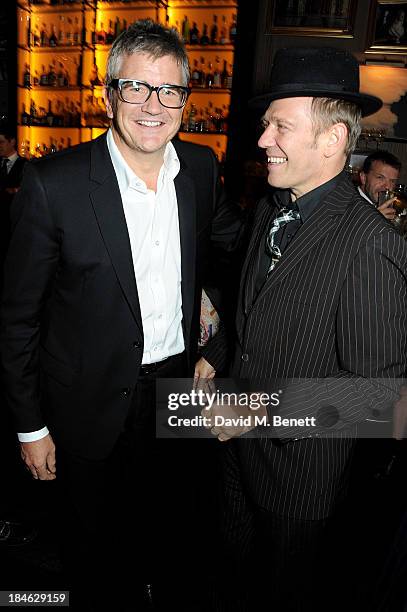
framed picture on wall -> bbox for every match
[266,0,356,38]
[366,1,407,52]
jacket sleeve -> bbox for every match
[0,162,60,433]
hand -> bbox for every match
[194,357,216,392]
[202,396,267,442]
[377,196,397,220]
[5,187,19,195]
[20,434,56,480]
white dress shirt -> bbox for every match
[2,152,19,174]
[358,185,375,206]
[18,130,184,442]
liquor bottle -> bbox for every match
[73,16,80,45]
[21,103,30,126]
[190,22,199,45]
[213,57,221,88]
[97,22,106,44]
[30,99,37,125]
[65,18,73,46]
[23,63,31,88]
[40,64,48,86]
[49,25,58,47]
[206,62,214,88]
[181,15,190,43]
[229,14,237,43]
[58,16,65,45]
[220,16,228,44]
[48,63,57,87]
[26,14,31,47]
[114,17,121,39]
[46,100,54,126]
[210,15,218,45]
[33,24,40,47]
[200,24,209,45]
[106,20,114,45]
[188,104,197,131]
[64,67,70,87]
[199,57,206,87]
[40,23,49,47]
[191,59,201,87]
[57,62,65,87]
[89,62,102,86]
[91,18,97,45]
[49,138,57,154]
[226,63,233,89]
[33,70,39,86]
[221,60,229,88]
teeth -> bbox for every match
[268,157,287,164]
[137,120,162,127]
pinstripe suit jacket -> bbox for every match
[205,173,407,519]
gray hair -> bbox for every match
[105,19,190,89]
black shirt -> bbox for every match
[255,171,346,297]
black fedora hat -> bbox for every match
[249,47,382,117]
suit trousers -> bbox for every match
[57,352,189,610]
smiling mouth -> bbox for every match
[136,120,164,127]
[268,156,288,164]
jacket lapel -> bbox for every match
[89,135,143,333]
[249,177,355,309]
[174,158,196,348]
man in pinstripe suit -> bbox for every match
[195,47,407,610]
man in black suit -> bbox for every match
[196,47,407,610]
[0,126,26,281]
[1,20,240,610]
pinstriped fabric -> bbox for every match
[222,175,407,520]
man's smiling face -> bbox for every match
[105,52,185,161]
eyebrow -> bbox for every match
[262,114,296,127]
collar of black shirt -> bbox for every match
[272,170,346,222]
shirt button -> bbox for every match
[121,388,131,397]
[241,353,249,362]
[154,347,158,351]
[155,240,160,246]
[158,314,163,320]
[133,340,142,348]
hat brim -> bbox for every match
[249,90,383,117]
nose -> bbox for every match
[383,177,395,190]
[258,124,276,149]
[141,90,163,114]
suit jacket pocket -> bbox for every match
[39,346,77,387]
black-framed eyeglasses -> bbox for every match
[108,79,191,109]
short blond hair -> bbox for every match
[310,97,362,157]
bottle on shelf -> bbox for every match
[181,15,190,44]
[199,57,206,87]
[30,99,37,125]
[226,63,233,89]
[190,22,199,45]
[221,60,229,89]
[97,22,107,44]
[40,23,49,47]
[229,14,237,44]
[49,24,58,47]
[106,20,115,45]
[191,59,201,87]
[65,18,73,46]
[220,16,229,45]
[89,62,103,86]
[200,24,209,46]
[33,70,39,87]
[48,63,57,87]
[76,56,82,86]
[73,17,80,45]
[33,24,40,47]
[26,14,31,47]
[114,17,121,39]
[58,16,65,46]
[23,63,31,88]
[213,57,221,88]
[210,15,218,45]
[46,100,54,127]
[206,62,214,89]
[21,103,30,126]
[91,18,97,45]
[40,64,48,86]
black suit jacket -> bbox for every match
[205,174,407,519]
[0,134,237,459]
[0,156,27,265]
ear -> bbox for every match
[103,86,114,120]
[324,122,348,158]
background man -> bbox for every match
[0,125,26,281]
[196,47,407,610]
[1,19,240,610]
[359,150,401,220]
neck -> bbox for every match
[112,130,164,191]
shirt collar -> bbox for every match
[6,152,18,164]
[357,185,375,206]
[273,170,346,221]
[106,128,180,194]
